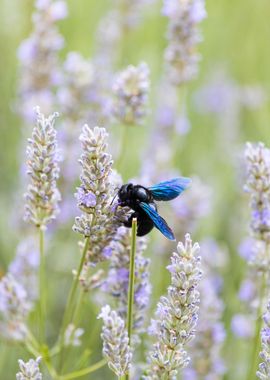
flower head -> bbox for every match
[17,0,67,122]
[112,63,150,125]
[16,356,42,380]
[144,234,202,379]
[24,107,61,229]
[257,302,270,379]
[245,142,270,243]
[163,0,207,86]
[98,305,132,377]
[73,125,126,264]
[9,237,39,302]
[0,273,31,341]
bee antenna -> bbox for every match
[110,187,119,206]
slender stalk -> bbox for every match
[58,359,106,380]
[125,218,137,380]
[39,227,46,343]
[61,290,85,373]
[247,272,267,380]
[58,236,90,371]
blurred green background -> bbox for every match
[0,0,270,379]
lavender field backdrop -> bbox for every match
[0,0,270,379]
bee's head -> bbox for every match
[118,183,133,203]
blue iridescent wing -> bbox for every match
[149,177,191,201]
[139,202,175,240]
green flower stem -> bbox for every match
[61,289,85,374]
[39,227,46,343]
[247,272,267,380]
[58,359,106,380]
[125,218,137,380]
[58,236,90,372]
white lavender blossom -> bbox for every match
[183,239,227,379]
[98,305,132,377]
[163,0,207,85]
[245,142,270,243]
[102,226,151,338]
[9,237,39,302]
[257,302,270,379]
[0,273,31,341]
[144,233,202,379]
[24,107,61,228]
[73,125,126,264]
[16,356,42,380]
[112,63,150,125]
[64,323,84,347]
[17,0,67,122]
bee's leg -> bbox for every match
[123,212,140,228]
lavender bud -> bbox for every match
[257,302,270,379]
[163,0,207,86]
[244,142,270,243]
[112,63,150,125]
[17,0,67,122]
[9,237,39,302]
[98,305,132,377]
[16,356,42,380]
[0,273,32,342]
[24,107,61,229]
[144,234,202,379]
[64,324,84,347]
[183,239,227,379]
[73,125,126,264]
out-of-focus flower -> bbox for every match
[257,302,270,379]
[0,273,31,341]
[102,226,151,340]
[24,107,61,229]
[57,52,112,129]
[17,0,67,122]
[170,176,212,238]
[79,267,105,292]
[162,0,207,85]
[64,324,84,347]
[9,237,39,302]
[231,314,254,339]
[144,234,201,379]
[98,305,132,377]
[112,63,150,125]
[73,125,126,264]
[245,142,270,244]
[16,356,42,380]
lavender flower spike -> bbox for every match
[102,226,151,340]
[98,305,132,377]
[24,107,61,229]
[257,302,270,379]
[163,0,207,85]
[0,273,31,341]
[144,233,202,379]
[16,356,42,380]
[112,63,150,125]
[73,125,126,264]
[245,142,270,243]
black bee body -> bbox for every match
[118,183,155,236]
[117,177,191,240]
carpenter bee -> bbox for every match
[117,177,191,240]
